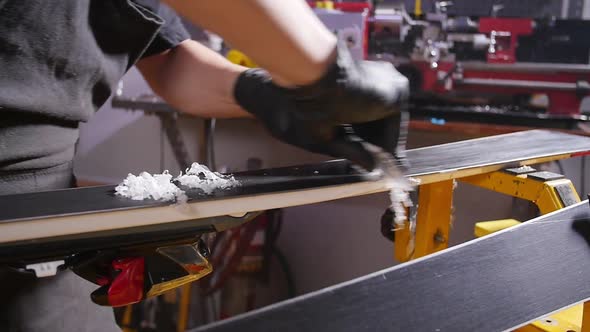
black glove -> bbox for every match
[352,110,409,170]
[283,41,409,125]
[233,43,409,171]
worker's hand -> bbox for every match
[351,111,409,170]
[233,44,409,171]
[282,41,410,125]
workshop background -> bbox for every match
[72,0,590,329]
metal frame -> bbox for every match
[395,180,454,261]
[395,163,585,331]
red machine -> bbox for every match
[312,1,590,120]
[415,61,590,116]
[478,18,533,64]
[412,17,590,115]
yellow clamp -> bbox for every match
[226,49,257,68]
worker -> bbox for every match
[0,0,409,330]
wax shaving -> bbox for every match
[116,163,240,201]
[176,163,239,194]
[362,142,416,226]
[115,171,187,202]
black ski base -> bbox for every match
[193,201,590,332]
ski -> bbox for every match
[0,130,589,264]
[193,200,590,332]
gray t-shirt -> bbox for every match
[0,0,189,176]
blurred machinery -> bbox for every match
[310,0,590,129]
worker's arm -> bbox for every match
[136,39,250,118]
[139,2,409,171]
[162,0,336,87]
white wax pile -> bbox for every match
[115,163,240,202]
[176,163,239,194]
[115,171,186,202]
